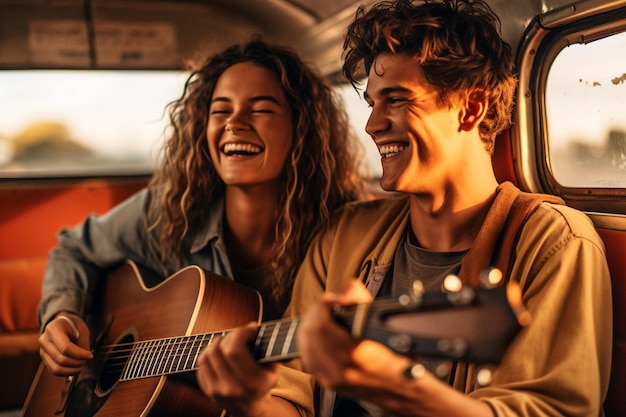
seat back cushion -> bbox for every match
[0,257,47,332]
[597,228,626,417]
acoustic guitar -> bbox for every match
[21,260,528,417]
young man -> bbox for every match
[196,1,612,416]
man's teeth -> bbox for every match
[223,143,262,155]
[379,144,406,158]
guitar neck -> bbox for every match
[116,284,522,381]
[118,318,300,381]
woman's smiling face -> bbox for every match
[207,62,293,189]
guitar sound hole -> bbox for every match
[98,332,136,394]
[65,331,136,417]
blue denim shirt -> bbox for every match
[38,187,233,329]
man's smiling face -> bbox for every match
[364,53,465,195]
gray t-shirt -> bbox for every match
[334,226,467,417]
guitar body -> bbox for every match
[21,260,263,417]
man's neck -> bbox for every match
[407,179,498,252]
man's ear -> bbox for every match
[458,90,488,132]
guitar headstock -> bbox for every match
[332,272,529,364]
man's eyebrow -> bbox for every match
[210,95,281,105]
[363,86,412,101]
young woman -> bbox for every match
[37,39,365,377]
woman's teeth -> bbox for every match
[223,143,262,155]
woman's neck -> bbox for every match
[223,186,279,269]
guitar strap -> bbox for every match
[458,181,564,287]
[450,183,564,395]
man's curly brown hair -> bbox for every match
[343,0,518,154]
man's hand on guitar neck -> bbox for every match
[196,322,301,417]
[296,280,495,417]
[39,311,93,376]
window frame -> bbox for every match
[514,2,626,216]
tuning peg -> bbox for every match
[435,362,451,379]
[437,337,468,358]
[480,267,503,288]
[387,333,413,353]
[442,274,463,292]
[412,280,425,297]
[476,366,494,387]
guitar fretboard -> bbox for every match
[117,318,300,381]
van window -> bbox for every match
[0,70,188,178]
[545,31,626,188]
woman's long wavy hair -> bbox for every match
[343,0,518,154]
[148,38,364,302]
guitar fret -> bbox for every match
[178,336,192,372]
[282,319,298,356]
[133,341,147,379]
[124,341,144,380]
[169,337,181,374]
[145,339,161,376]
[138,340,152,378]
[265,322,280,359]
[144,339,156,377]
[173,337,184,373]
[161,338,174,375]
[153,339,167,376]
[271,320,292,358]
[163,338,173,374]
[254,325,266,357]
[193,333,214,369]
[174,337,186,373]
[193,334,206,369]
[271,323,286,358]
[187,335,197,370]
[138,340,153,378]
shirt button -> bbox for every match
[373,274,383,282]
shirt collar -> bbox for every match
[190,196,225,253]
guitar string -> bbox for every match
[92,323,301,377]
[95,325,411,378]
[93,325,430,379]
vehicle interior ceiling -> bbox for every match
[0,0,624,416]
[0,0,535,77]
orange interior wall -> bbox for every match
[0,178,148,260]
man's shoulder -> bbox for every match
[527,201,602,243]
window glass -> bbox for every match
[545,31,626,188]
[0,70,189,177]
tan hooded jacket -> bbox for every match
[272,182,612,417]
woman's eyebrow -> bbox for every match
[250,95,281,105]
[210,95,281,105]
